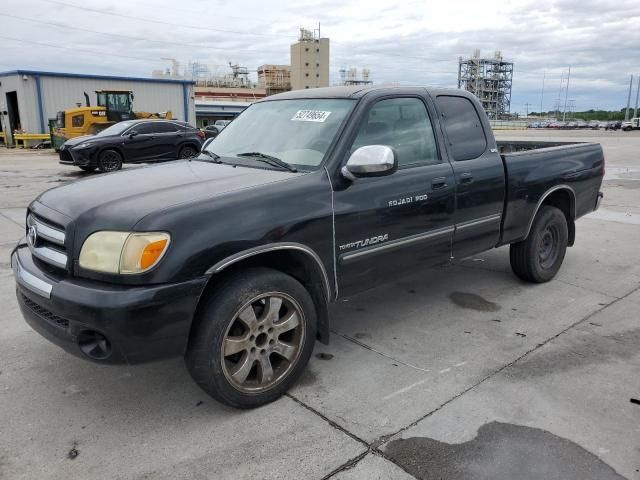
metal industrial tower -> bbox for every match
[458,50,514,119]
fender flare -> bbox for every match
[204,242,334,344]
[205,242,333,302]
[523,184,576,239]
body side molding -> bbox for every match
[339,225,455,264]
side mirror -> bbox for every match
[128,130,138,138]
[341,145,397,181]
[201,137,215,151]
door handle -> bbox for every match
[459,173,474,184]
[431,177,448,189]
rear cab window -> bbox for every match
[435,95,487,161]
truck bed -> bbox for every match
[497,141,604,245]
[497,140,586,153]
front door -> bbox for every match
[434,95,505,259]
[121,122,157,162]
[333,95,456,296]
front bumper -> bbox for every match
[595,191,604,211]
[12,245,208,364]
[58,146,97,167]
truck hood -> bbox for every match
[36,160,302,228]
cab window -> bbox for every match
[72,114,84,128]
[435,95,487,161]
[131,123,154,135]
[351,97,439,167]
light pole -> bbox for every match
[625,75,634,121]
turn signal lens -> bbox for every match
[120,233,170,274]
[141,239,169,269]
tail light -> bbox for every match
[197,130,205,140]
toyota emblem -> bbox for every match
[27,225,38,246]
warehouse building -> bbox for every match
[0,70,195,146]
[195,100,252,128]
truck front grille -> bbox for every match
[21,293,70,329]
[27,214,68,271]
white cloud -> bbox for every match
[1,0,639,112]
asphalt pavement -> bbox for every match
[0,129,638,479]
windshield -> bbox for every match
[96,121,136,137]
[205,99,355,169]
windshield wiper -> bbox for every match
[236,152,297,172]
[197,150,221,163]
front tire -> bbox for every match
[510,206,568,283]
[185,268,317,408]
[97,149,123,172]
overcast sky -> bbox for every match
[1,0,639,113]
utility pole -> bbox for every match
[625,74,633,121]
[562,66,571,122]
[524,103,532,117]
[557,71,565,118]
[540,70,546,119]
[634,74,640,119]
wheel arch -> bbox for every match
[525,185,576,246]
[178,141,201,154]
[200,243,333,344]
[97,145,125,162]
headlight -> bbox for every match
[76,142,95,149]
[79,231,170,274]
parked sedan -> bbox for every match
[59,120,205,172]
[202,119,232,139]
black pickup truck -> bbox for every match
[12,86,604,408]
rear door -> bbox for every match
[151,121,181,160]
[434,94,505,259]
[333,94,456,296]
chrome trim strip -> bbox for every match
[205,242,332,301]
[324,166,339,300]
[31,246,68,269]
[455,214,502,231]
[12,252,53,299]
[524,184,576,239]
[340,226,455,263]
[28,215,66,246]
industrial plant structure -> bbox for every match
[290,28,330,90]
[458,50,513,119]
[339,68,372,86]
[257,65,292,96]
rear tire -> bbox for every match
[179,145,198,159]
[97,149,123,172]
[185,268,317,408]
[510,206,568,283]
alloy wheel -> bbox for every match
[221,293,305,393]
[101,152,120,171]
